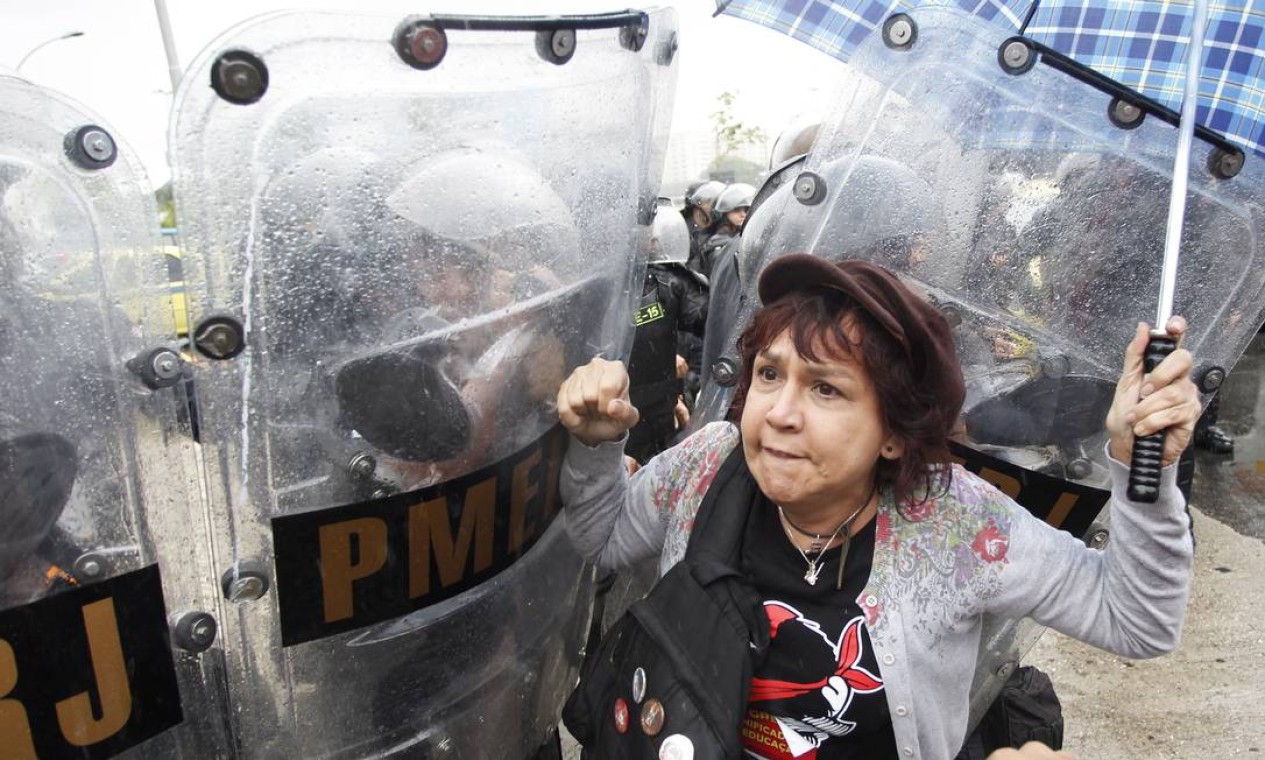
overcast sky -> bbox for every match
[1,0,839,186]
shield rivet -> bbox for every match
[74,553,107,580]
[1108,98,1145,130]
[128,346,184,389]
[1003,41,1030,69]
[171,611,218,653]
[551,29,576,58]
[192,315,246,360]
[221,562,270,603]
[151,350,181,380]
[792,171,826,205]
[998,37,1037,75]
[712,358,738,387]
[410,26,447,66]
[212,52,269,105]
[1209,147,1245,180]
[64,125,117,170]
[536,28,577,65]
[348,453,378,480]
[656,30,678,66]
[882,14,917,50]
[1199,366,1226,393]
[620,17,649,52]
[82,130,114,161]
[394,18,448,70]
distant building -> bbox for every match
[661,129,769,202]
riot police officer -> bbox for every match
[682,180,724,275]
[626,199,708,463]
[695,163,807,419]
[697,182,755,280]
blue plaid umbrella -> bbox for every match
[717,0,1265,159]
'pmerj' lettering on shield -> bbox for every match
[272,427,567,647]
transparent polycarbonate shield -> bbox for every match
[695,6,1265,730]
[0,74,225,757]
[170,9,677,757]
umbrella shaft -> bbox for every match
[1158,0,1208,327]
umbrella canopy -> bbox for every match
[1025,1,1264,159]
[718,0,1265,159]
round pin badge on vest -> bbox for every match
[632,667,647,704]
[658,734,694,760]
[614,697,630,734]
[640,698,665,736]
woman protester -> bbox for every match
[557,253,1197,759]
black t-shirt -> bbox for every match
[739,496,899,759]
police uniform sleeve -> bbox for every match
[676,272,709,338]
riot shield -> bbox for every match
[0,74,228,757]
[695,7,1265,730]
[170,9,677,757]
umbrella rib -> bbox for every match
[1018,0,1042,36]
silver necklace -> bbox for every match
[778,486,876,588]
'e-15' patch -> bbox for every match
[634,302,665,326]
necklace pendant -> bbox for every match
[804,566,820,585]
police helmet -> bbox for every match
[812,156,941,273]
[683,181,706,205]
[685,180,725,212]
[649,198,689,265]
[386,149,582,277]
[768,121,820,171]
[332,149,588,468]
[738,155,809,256]
[714,183,756,216]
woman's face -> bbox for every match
[740,327,897,515]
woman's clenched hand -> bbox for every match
[556,356,641,447]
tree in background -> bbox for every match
[156,182,176,230]
[707,91,766,185]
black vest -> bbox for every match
[627,269,684,458]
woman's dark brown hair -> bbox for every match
[729,277,964,506]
